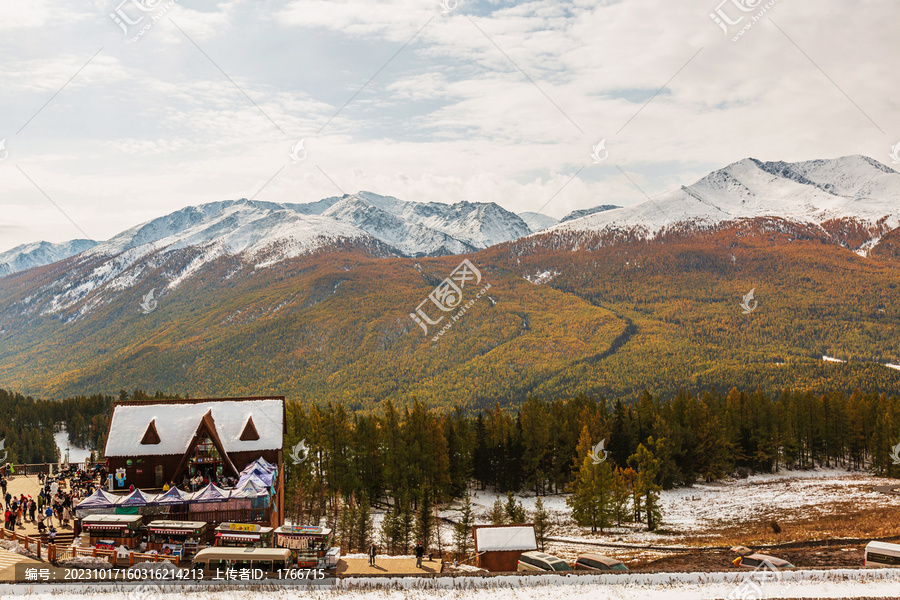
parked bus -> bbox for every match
[864,541,900,567]
[190,547,292,576]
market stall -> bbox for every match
[80,514,143,549]
[274,525,333,568]
[214,522,274,548]
[146,520,207,559]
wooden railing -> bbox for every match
[49,545,173,565]
[8,462,92,478]
[2,519,174,566]
[0,525,43,560]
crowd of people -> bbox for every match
[1,464,99,541]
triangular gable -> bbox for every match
[239,416,260,441]
[140,419,161,445]
[173,410,240,482]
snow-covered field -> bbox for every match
[429,468,900,564]
[457,469,900,543]
[3,569,900,600]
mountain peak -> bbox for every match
[548,155,900,240]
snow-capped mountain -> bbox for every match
[2,200,389,319]
[550,156,900,242]
[0,193,533,319]
[518,212,559,232]
[0,239,97,277]
[288,191,532,256]
[559,205,620,223]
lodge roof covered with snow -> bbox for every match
[103,397,285,457]
[474,525,537,552]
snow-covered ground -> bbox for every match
[438,469,900,553]
[3,569,900,599]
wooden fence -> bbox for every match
[0,526,43,560]
[1,525,170,566]
[49,544,170,565]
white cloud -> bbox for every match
[0,0,898,252]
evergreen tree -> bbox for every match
[489,498,507,525]
[628,441,662,531]
[398,493,414,554]
[337,493,357,552]
[355,493,373,552]
[415,485,434,552]
[380,504,398,554]
[454,492,474,559]
[504,491,526,524]
[610,467,632,526]
[532,497,551,551]
[568,426,613,533]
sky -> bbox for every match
[0,0,897,253]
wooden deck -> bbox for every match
[4,474,76,545]
[0,547,43,582]
[337,557,442,575]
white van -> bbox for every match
[864,541,900,567]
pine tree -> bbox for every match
[398,493,414,554]
[532,496,551,551]
[568,454,613,533]
[628,440,662,531]
[489,497,507,525]
[355,493,373,552]
[611,467,631,527]
[337,493,357,552]
[567,425,614,533]
[454,492,474,560]
[380,504,398,554]
[505,491,526,524]
[415,485,434,553]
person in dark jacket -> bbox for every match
[415,543,425,568]
[368,543,377,566]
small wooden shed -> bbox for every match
[473,524,537,572]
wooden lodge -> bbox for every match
[102,396,285,528]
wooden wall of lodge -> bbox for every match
[104,449,284,526]
[477,550,527,572]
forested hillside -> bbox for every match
[3,219,900,406]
